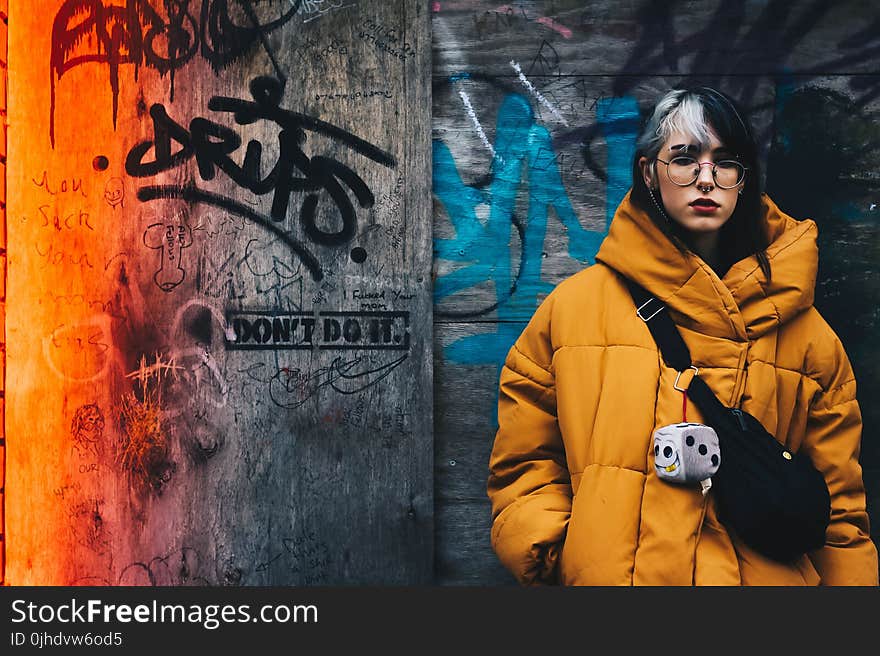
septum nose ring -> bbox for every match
[694,162,715,192]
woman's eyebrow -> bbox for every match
[712,147,737,157]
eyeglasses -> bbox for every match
[655,156,747,189]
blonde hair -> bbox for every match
[637,89,716,157]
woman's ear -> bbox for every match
[639,156,654,189]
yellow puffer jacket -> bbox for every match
[487,192,879,586]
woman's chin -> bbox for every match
[671,213,733,234]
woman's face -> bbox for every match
[640,129,745,235]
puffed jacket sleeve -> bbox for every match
[804,341,879,585]
[487,292,572,585]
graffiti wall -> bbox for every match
[4,0,878,589]
[4,0,432,585]
[432,0,880,584]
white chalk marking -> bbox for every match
[510,59,569,126]
[457,87,498,159]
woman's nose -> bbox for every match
[695,161,715,188]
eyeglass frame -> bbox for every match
[654,156,748,189]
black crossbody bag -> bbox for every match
[625,277,831,563]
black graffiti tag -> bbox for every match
[610,0,880,104]
[125,76,397,282]
[49,0,303,146]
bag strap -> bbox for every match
[622,276,734,423]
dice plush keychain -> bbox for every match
[653,367,721,495]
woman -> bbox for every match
[487,87,878,585]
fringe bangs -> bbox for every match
[656,95,716,150]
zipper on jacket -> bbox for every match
[730,343,751,409]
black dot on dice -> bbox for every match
[685,435,694,446]
[92,155,110,171]
[350,247,367,263]
[711,455,719,466]
[663,446,673,458]
[698,444,708,455]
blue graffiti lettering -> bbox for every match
[433,92,640,425]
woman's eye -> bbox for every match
[672,156,698,166]
[715,160,739,170]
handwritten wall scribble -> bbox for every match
[71,403,106,459]
[104,177,125,208]
[143,215,194,292]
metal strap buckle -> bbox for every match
[636,297,665,322]
[674,366,700,392]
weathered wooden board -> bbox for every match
[432,0,880,585]
[4,0,432,586]
[434,322,522,585]
[433,0,880,77]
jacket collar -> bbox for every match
[594,192,818,341]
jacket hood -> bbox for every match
[594,192,818,341]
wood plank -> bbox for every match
[434,322,518,585]
[5,0,432,586]
[433,1,880,78]
[436,499,516,586]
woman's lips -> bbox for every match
[690,198,719,213]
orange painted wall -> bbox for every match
[0,0,6,586]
